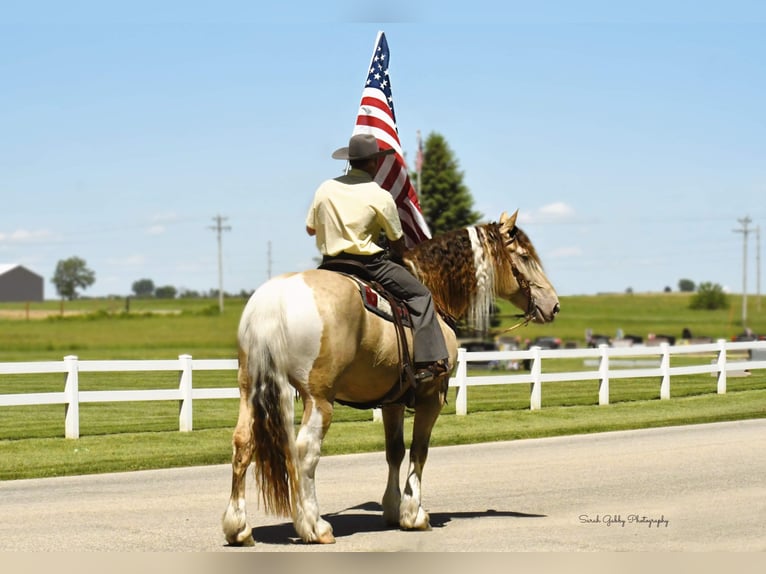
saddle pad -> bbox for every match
[345,274,412,327]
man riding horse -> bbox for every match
[305,133,449,385]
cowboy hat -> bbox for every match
[331,133,395,161]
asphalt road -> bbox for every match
[1,419,764,552]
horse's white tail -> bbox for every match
[238,280,300,517]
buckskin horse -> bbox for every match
[222,210,559,545]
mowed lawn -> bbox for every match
[1,293,765,480]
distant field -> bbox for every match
[1,292,764,361]
[1,293,765,480]
[493,291,766,346]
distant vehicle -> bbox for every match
[733,331,762,342]
[461,339,498,352]
[460,339,498,369]
[523,336,562,370]
[587,334,611,348]
[526,336,562,350]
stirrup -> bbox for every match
[414,361,449,385]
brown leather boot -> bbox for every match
[414,360,449,385]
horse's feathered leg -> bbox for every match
[292,392,335,544]
[222,348,256,546]
[399,386,445,530]
[381,403,406,525]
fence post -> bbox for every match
[64,355,80,439]
[598,344,610,406]
[659,342,670,400]
[455,347,468,416]
[530,346,542,410]
[178,354,193,432]
[716,338,727,394]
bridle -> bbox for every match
[499,225,536,334]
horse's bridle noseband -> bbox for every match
[502,226,536,334]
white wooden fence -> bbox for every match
[1,339,764,438]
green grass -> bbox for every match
[1,294,765,481]
[2,386,764,480]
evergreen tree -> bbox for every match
[417,132,482,236]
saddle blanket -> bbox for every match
[345,274,412,327]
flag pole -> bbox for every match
[416,129,423,193]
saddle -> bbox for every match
[318,258,418,409]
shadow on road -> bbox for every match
[245,501,546,545]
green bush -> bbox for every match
[689,282,729,310]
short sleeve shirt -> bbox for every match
[305,168,404,256]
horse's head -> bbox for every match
[404,212,559,331]
[495,210,560,324]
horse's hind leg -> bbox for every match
[292,394,335,544]
[222,352,256,546]
[381,403,406,525]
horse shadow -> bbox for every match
[244,501,546,546]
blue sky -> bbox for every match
[2,2,765,299]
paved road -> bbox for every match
[1,419,764,551]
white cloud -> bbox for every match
[517,202,576,225]
[0,229,55,244]
[146,225,165,236]
[549,246,583,259]
[539,202,575,218]
[150,212,179,223]
[106,255,145,267]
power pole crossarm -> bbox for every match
[209,214,231,313]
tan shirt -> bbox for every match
[306,168,403,256]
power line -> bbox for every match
[733,216,752,327]
[208,214,231,313]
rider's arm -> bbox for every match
[389,236,406,263]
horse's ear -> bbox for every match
[499,210,518,231]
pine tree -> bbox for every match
[417,132,482,236]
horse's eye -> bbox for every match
[507,227,518,242]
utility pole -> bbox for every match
[757,225,762,312]
[733,216,752,327]
[209,214,231,313]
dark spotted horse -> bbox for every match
[222,210,559,545]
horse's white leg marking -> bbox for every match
[282,275,335,543]
[399,460,429,530]
[293,401,334,543]
[399,395,442,531]
[381,405,406,525]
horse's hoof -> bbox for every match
[400,506,431,531]
[316,532,336,544]
[225,531,255,547]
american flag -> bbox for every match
[351,31,431,248]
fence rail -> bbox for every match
[1,339,765,438]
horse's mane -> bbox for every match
[404,221,539,333]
